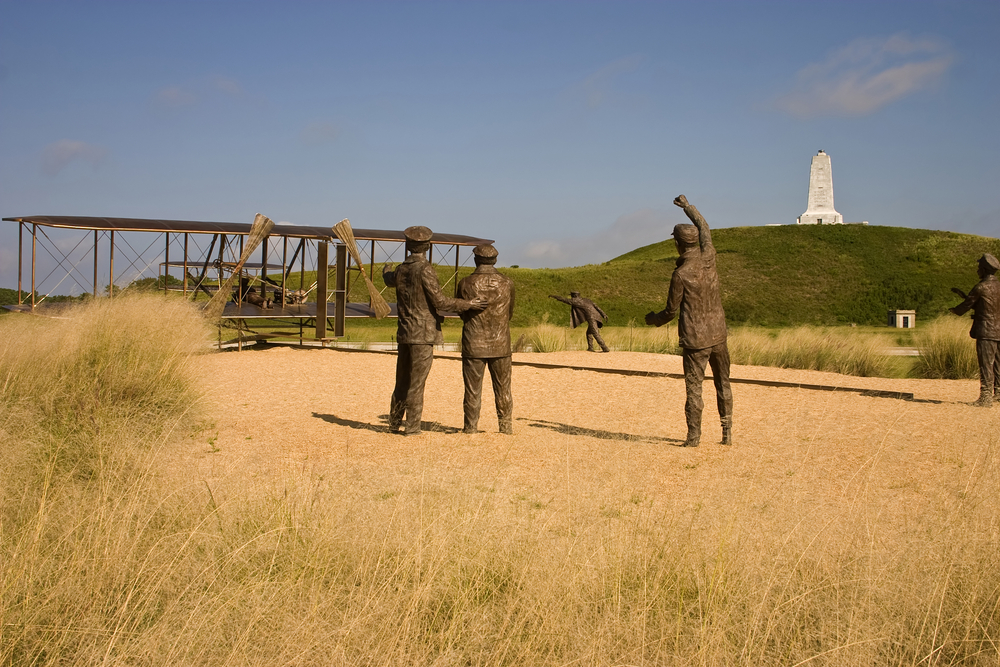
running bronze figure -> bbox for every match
[950,252,1000,407]
[458,244,515,434]
[645,195,733,447]
[383,226,487,435]
[549,292,610,352]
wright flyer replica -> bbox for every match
[3,215,492,349]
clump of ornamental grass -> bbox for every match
[0,294,211,664]
[601,321,680,354]
[728,325,893,377]
[527,321,570,352]
[0,294,210,487]
[912,315,979,379]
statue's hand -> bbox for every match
[644,311,658,326]
[673,194,689,208]
[548,295,558,299]
[951,287,967,299]
[469,297,489,310]
[382,263,392,274]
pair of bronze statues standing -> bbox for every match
[383,228,514,436]
[384,196,734,447]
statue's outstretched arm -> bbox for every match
[674,194,713,249]
[423,264,486,312]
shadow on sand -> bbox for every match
[312,413,462,435]
[518,417,685,446]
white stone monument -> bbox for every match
[797,150,843,225]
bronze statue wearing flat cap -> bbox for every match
[548,291,610,352]
[403,225,434,244]
[458,244,515,434]
[645,195,733,447]
[951,252,1000,407]
[383,227,488,434]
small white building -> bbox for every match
[888,310,916,329]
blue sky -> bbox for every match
[2,0,998,290]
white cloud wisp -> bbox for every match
[579,55,643,109]
[154,86,198,108]
[515,208,673,268]
[40,140,108,176]
[777,33,955,118]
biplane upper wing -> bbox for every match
[2,216,493,246]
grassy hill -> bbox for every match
[508,225,1000,327]
[319,224,998,329]
[5,225,997,329]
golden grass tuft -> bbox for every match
[526,322,570,352]
[602,320,680,354]
[727,325,894,377]
[913,316,980,379]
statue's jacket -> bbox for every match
[663,204,728,351]
[569,298,606,329]
[954,274,1000,341]
[551,295,606,328]
[458,265,515,358]
[384,254,475,345]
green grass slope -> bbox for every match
[6,225,996,329]
[516,225,1000,327]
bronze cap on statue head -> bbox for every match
[672,224,699,246]
[473,244,498,259]
[403,226,433,243]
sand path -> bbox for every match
[168,347,998,542]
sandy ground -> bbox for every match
[171,346,999,539]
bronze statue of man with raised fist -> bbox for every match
[646,195,733,447]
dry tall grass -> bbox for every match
[527,323,894,376]
[527,322,678,354]
[2,298,999,665]
[727,326,894,377]
[526,321,570,352]
[913,316,980,379]
[602,320,680,354]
